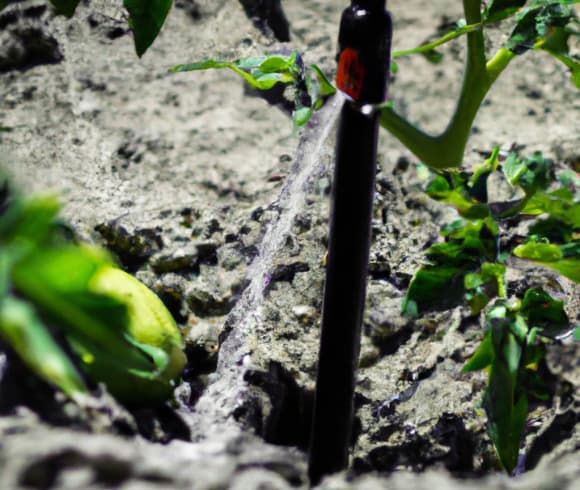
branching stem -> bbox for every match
[380,0,515,168]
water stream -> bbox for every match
[188,93,345,440]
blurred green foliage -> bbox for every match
[0,180,185,405]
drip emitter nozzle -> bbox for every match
[308,0,392,485]
[336,0,391,104]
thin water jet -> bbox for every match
[185,94,344,440]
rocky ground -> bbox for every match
[0,0,578,488]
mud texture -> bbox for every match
[0,0,578,489]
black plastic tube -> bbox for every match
[308,1,391,484]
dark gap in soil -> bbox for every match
[353,412,475,476]
[132,405,191,443]
[263,261,310,296]
[19,449,133,489]
[0,3,64,73]
[232,397,265,435]
[0,341,193,443]
[187,291,235,317]
[0,28,63,73]
[372,324,414,357]
[95,222,163,273]
[238,0,291,42]
[525,407,578,471]
[0,344,70,425]
[457,313,480,334]
[154,285,188,324]
[244,361,313,450]
[174,0,203,21]
[180,337,219,408]
[86,13,129,40]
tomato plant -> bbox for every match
[405,149,578,471]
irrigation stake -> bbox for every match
[308,1,392,484]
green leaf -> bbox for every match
[483,361,527,473]
[171,54,297,91]
[123,0,173,57]
[486,319,527,472]
[524,342,545,367]
[12,249,185,401]
[293,107,313,127]
[0,296,87,397]
[424,149,504,219]
[557,169,580,190]
[251,71,294,90]
[503,151,552,194]
[88,266,186,381]
[463,331,494,372]
[520,287,571,338]
[514,241,563,261]
[0,195,60,246]
[171,52,336,128]
[484,0,527,23]
[439,217,499,262]
[259,55,293,73]
[528,217,574,243]
[501,329,522,377]
[422,49,444,64]
[539,26,580,88]
[403,265,465,314]
[311,64,337,97]
[507,1,576,54]
[404,218,501,315]
[523,190,580,227]
[11,246,146,363]
[66,334,176,405]
[464,262,507,313]
[171,59,233,73]
[465,295,555,472]
[0,189,184,405]
[522,368,549,400]
[49,0,81,17]
[426,174,490,219]
[513,241,580,282]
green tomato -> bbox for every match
[62,264,187,405]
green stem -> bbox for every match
[392,22,481,59]
[381,0,516,168]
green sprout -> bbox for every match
[463,289,570,472]
[171,51,337,127]
[0,184,186,405]
[405,149,578,471]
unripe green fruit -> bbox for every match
[89,266,186,381]
[71,265,187,405]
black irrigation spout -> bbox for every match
[308,0,392,485]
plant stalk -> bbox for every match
[380,0,515,168]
